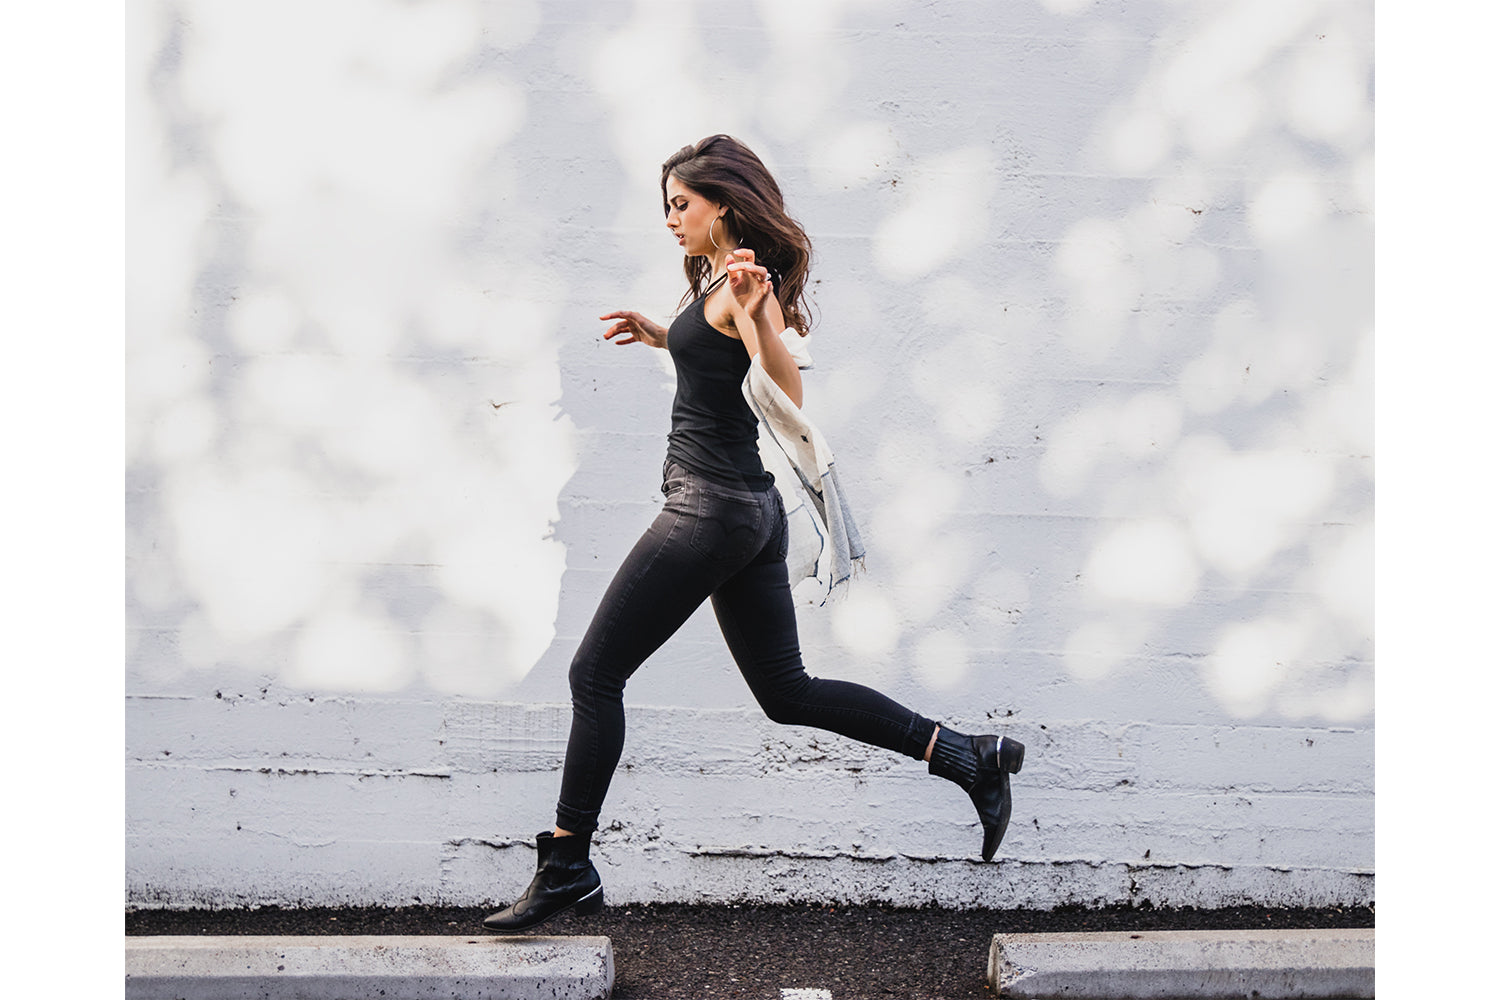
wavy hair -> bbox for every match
[661,135,814,335]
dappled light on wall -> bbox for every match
[873,148,1000,283]
[1040,0,1372,722]
[128,0,576,696]
[128,0,1370,726]
[790,0,1373,724]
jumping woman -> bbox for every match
[483,135,1025,933]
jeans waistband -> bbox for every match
[662,457,773,495]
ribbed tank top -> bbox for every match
[664,281,773,490]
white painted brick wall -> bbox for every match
[127,0,1373,910]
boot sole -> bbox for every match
[482,884,604,934]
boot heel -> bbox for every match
[1000,737,1025,774]
[573,884,604,916]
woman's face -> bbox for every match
[664,175,725,258]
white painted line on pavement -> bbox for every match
[781,990,832,1000]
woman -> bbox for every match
[483,135,1025,933]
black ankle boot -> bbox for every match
[482,831,603,933]
[928,727,1025,862]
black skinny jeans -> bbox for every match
[555,460,938,835]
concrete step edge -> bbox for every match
[988,927,1374,999]
[125,934,615,1000]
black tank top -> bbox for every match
[664,279,773,490]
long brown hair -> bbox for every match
[661,135,813,335]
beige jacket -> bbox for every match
[742,329,865,599]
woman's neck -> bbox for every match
[706,247,735,284]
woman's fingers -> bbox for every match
[602,310,663,346]
[602,319,637,343]
[727,261,768,278]
[728,250,764,277]
[727,262,772,294]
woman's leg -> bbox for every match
[487,468,741,934]
[710,507,1024,861]
[554,460,781,834]
[709,544,938,762]
[553,490,724,836]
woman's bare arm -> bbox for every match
[724,249,803,407]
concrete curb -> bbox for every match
[988,928,1373,999]
[125,934,615,1000]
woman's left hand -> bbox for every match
[726,248,775,318]
[723,247,801,406]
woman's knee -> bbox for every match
[567,653,590,699]
[568,651,611,705]
[752,674,816,727]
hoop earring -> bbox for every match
[709,216,725,252]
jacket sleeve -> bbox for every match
[743,354,866,598]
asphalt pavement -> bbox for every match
[126,900,1373,999]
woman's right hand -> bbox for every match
[600,310,667,349]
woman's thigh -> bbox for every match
[709,522,931,759]
[571,465,778,692]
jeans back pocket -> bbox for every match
[688,488,764,566]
